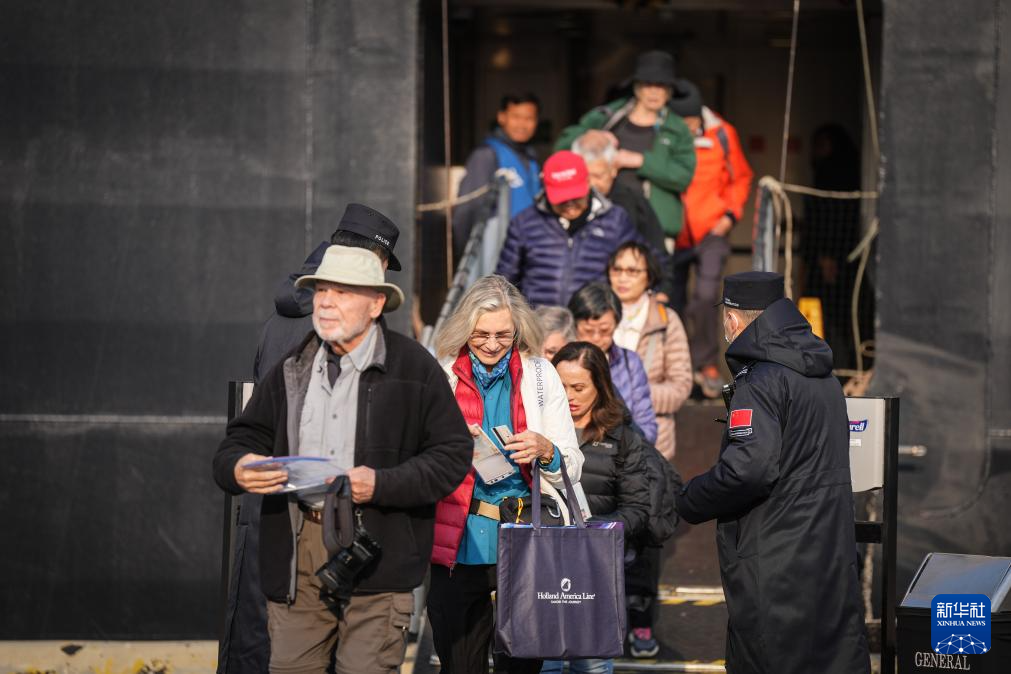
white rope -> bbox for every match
[847,215,879,263]
[415,183,492,213]
[850,216,878,373]
[856,0,881,161]
[780,184,878,200]
[757,176,794,298]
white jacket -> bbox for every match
[441,353,586,524]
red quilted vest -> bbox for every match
[430,347,531,568]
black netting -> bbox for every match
[794,193,876,372]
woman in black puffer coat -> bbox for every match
[544,341,652,674]
[552,342,651,534]
[552,341,651,534]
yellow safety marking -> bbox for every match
[657,584,726,605]
[658,597,727,606]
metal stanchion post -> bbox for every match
[881,397,899,674]
[218,381,247,641]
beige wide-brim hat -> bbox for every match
[294,245,404,313]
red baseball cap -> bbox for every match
[542,151,590,205]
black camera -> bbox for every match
[315,476,381,601]
[316,522,381,599]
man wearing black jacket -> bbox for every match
[214,245,471,674]
[675,272,869,674]
[223,204,407,674]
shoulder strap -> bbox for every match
[642,302,672,382]
[322,476,355,556]
[601,100,636,132]
[716,127,734,181]
[531,456,585,530]
[643,332,660,376]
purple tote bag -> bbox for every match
[495,457,626,660]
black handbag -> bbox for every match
[499,490,566,526]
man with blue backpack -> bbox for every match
[453,93,543,261]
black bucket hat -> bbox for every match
[632,51,677,87]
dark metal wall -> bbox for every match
[0,0,418,638]
[876,0,1011,595]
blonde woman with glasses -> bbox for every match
[427,275,583,674]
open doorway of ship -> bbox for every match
[414,4,882,666]
[418,0,882,371]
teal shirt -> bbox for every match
[456,359,561,565]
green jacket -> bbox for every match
[555,98,696,237]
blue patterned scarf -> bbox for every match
[469,347,513,392]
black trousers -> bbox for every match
[428,563,543,674]
[625,546,661,629]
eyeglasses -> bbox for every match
[469,331,516,346]
[609,266,647,277]
[577,325,615,339]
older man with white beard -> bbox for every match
[213,245,472,674]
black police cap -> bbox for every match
[716,271,785,310]
[334,203,403,271]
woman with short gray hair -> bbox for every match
[429,275,583,674]
[534,305,576,360]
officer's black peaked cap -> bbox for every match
[717,271,785,310]
[334,203,403,272]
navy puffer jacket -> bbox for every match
[495,190,640,308]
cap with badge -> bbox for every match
[332,203,403,271]
[716,271,785,310]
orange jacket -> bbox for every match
[677,108,754,249]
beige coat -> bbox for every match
[635,296,693,458]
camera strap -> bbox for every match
[321,475,354,557]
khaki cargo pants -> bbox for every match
[266,519,413,674]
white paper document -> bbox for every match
[473,428,517,485]
[245,456,346,493]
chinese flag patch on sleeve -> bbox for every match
[729,409,753,428]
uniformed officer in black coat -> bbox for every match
[675,272,870,674]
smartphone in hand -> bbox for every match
[492,425,513,448]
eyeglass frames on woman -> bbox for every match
[469,331,516,346]
[576,325,615,339]
[608,266,647,277]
